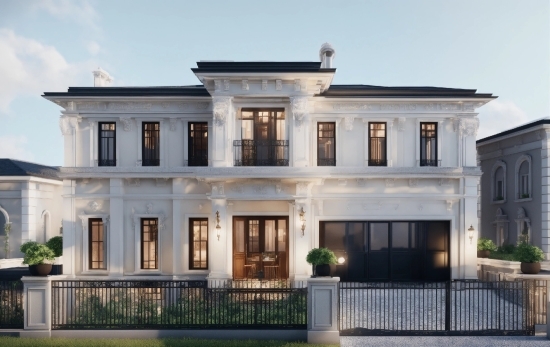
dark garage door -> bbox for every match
[320,221,450,281]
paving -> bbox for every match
[341,334,549,347]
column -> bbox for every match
[21,276,53,338]
[109,178,124,276]
[290,97,310,167]
[307,277,340,344]
[172,178,184,276]
[212,96,232,167]
[21,181,37,243]
[62,179,76,277]
[463,176,479,279]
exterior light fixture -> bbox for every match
[468,225,475,244]
[299,207,306,236]
[215,211,221,241]
[338,257,346,264]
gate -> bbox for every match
[339,280,536,336]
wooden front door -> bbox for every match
[233,216,289,280]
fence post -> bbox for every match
[307,277,340,344]
[20,276,54,338]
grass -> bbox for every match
[0,337,338,347]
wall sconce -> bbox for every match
[299,207,306,236]
[215,211,221,241]
[338,257,346,264]
[468,225,475,244]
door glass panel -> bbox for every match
[324,222,346,250]
[248,220,260,252]
[264,220,275,252]
[348,222,364,252]
[277,219,286,251]
[392,222,409,249]
[235,220,245,253]
[410,223,416,248]
[370,223,389,251]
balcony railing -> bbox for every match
[188,153,208,167]
[234,140,289,166]
[141,159,160,166]
[368,159,387,166]
[317,158,336,166]
[95,159,117,167]
[418,159,441,167]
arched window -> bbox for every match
[515,154,532,200]
[491,160,506,203]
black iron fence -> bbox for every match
[0,280,24,329]
[339,280,536,336]
[51,280,307,330]
[233,140,289,166]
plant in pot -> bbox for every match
[46,236,63,275]
[20,241,55,276]
[477,237,496,258]
[514,241,545,274]
[306,247,338,277]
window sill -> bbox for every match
[515,198,532,203]
[81,270,109,275]
[129,270,163,275]
[491,199,506,205]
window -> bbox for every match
[317,122,335,166]
[189,218,208,270]
[141,218,158,269]
[521,174,529,197]
[420,123,438,166]
[188,122,208,166]
[496,179,503,200]
[368,122,387,166]
[89,218,106,270]
[98,122,116,166]
[491,160,507,202]
[234,109,288,166]
[142,122,160,166]
[515,155,531,200]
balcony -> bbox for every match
[368,159,387,166]
[418,159,441,167]
[317,158,336,166]
[141,159,160,167]
[233,140,289,166]
[187,153,208,167]
[95,159,117,167]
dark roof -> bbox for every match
[477,118,550,144]
[43,86,210,97]
[318,85,496,98]
[191,61,336,73]
[0,159,61,181]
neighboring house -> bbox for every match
[0,159,63,260]
[477,118,550,259]
[42,44,494,281]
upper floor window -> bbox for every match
[420,122,438,166]
[317,122,335,166]
[368,122,387,166]
[234,109,288,166]
[89,218,106,270]
[142,122,160,166]
[141,218,158,270]
[491,160,506,202]
[98,122,116,166]
[190,218,208,270]
[188,122,208,166]
[515,154,532,200]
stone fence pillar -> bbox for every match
[21,276,54,338]
[307,277,340,344]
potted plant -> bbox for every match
[20,241,55,276]
[306,247,338,277]
[514,242,545,274]
[46,236,63,275]
[477,237,496,258]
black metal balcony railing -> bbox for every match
[96,159,117,167]
[142,159,160,166]
[368,159,387,166]
[234,140,289,166]
[419,159,440,167]
[317,158,336,166]
[188,153,208,167]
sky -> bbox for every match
[0,0,548,166]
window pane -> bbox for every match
[323,222,346,250]
[318,122,335,166]
[392,222,409,249]
[235,220,245,253]
[190,219,208,270]
[142,122,160,166]
[249,220,260,252]
[89,218,106,270]
[98,122,116,166]
[277,219,286,252]
[141,218,158,269]
[188,122,208,166]
[370,223,389,251]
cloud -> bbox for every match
[477,100,530,140]
[33,0,99,32]
[0,29,96,113]
[0,135,35,161]
[87,41,101,55]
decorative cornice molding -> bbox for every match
[315,101,488,113]
[212,96,232,127]
[242,80,249,91]
[262,80,268,91]
[276,80,282,91]
[223,80,230,91]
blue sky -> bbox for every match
[0,0,548,166]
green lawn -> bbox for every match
[0,337,338,347]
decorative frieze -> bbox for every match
[397,117,406,131]
[262,80,268,91]
[276,80,282,91]
[168,118,178,131]
[409,179,418,187]
[290,97,308,128]
[211,182,225,196]
[212,97,232,127]
[119,117,133,131]
[385,179,395,187]
[315,101,488,113]
[59,116,74,135]
[242,80,249,91]
[294,80,301,91]
[223,80,230,91]
[124,178,140,187]
[459,118,479,137]
[343,116,354,131]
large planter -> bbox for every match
[520,262,541,275]
[28,264,52,276]
[477,250,491,258]
[315,264,331,277]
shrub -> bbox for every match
[46,236,63,257]
[19,241,38,254]
[306,248,337,265]
[477,237,497,252]
[514,242,545,263]
[20,243,55,265]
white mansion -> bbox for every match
[43,44,494,281]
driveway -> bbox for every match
[341,335,549,347]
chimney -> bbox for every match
[92,67,113,87]
[319,43,336,69]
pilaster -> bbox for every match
[109,178,124,276]
[290,97,310,167]
[207,194,230,282]
[20,181,37,242]
[62,180,76,277]
[212,96,232,167]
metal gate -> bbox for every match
[339,280,536,336]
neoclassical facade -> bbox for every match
[43,44,494,281]
[477,118,550,258]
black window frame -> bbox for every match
[89,218,106,270]
[189,218,208,270]
[317,122,336,166]
[98,122,116,166]
[141,218,159,270]
[368,122,387,166]
[188,122,208,166]
[420,122,438,167]
[142,122,160,166]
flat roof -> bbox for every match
[318,85,496,98]
[43,86,210,97]
[191,61,336,73]
[477,118,550,144]
[0,159,61,181]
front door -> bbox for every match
[233,216,288,280]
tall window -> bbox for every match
[518,159,530,199]
[368,122,387,166]
[420,123,438,166]
[141,218,158,269]
[89,218,106,270]
[98,122,116,166]
[317,122,335,166]
[188,122,208,166]
[142,122,160,166]
[190,218,208,270]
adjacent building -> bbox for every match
[42,44,494,281]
